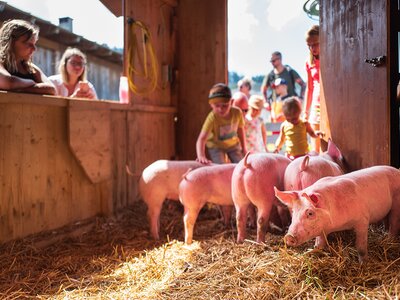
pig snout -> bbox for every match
[284,233,297,246]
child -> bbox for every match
[237,77,252,99]
[304,25,321,152]
[271,78,290,123]
[232,91,249,116]
[0,19,56,95]
[274,96,323,160]
[196,83,247,164]
[245,95,268,153]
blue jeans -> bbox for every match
[207,144,243,164]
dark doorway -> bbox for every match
[390,0,400,167]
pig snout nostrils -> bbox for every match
[284,234,297,246]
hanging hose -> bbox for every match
[127,19,158,95]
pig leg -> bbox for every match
[314,235,328,249]
[256,205,272,243]
[247,204,257,228]
[354,222,369,262]
[221,205,233,227]
[183,205,202,244]
[276,204,291,229]
[388,195,400,236]
[147,202,163,240]
[235,203,249,243]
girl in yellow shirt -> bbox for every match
[274,97,323,160]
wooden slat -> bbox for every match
[68,100,112,183]
[176,0,227,159]
[320,0,389,170]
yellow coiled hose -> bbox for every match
[127,20,158,95]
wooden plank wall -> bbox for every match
[0,0,227,242]
[0,93,110,241]
[320,0,389,171]
[125,0,176,107]
[0,92,176,242]
[176,0,228,159]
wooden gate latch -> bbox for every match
[364,55,386,67]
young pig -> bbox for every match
[179,163,236,244]
[138,160,210,240]
[275,165,400,262]
[231,152,291,243]
[284,139,345,191]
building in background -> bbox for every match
[0,1,122,100]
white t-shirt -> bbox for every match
[48,74,98,99]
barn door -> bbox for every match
[320,0,390,171]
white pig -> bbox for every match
[284,139,345,191]
[179,163,236,244]
[138,160,210,240]
[231,152,291,243]
[275,165,400,262]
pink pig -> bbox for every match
[231,152,291,243]
[275,165,400,262]
[139,160,210,240]
[179,164,236,244]
[284,139,345,191]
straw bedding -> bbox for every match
[1,200,400,299]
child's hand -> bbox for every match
[196,156,212,164]
[315,131,325,138]
[273,148,280,154]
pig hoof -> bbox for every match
[358,254,368,263]
[236,237,245,244]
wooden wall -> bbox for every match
[0,93,108,241]
[0,0,228,242]
[320,0,389,171]
[124,0,177,107]
[0,92,175,242]
[176,0,228,159]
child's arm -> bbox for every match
[261,123,268,152]
[237,127,247,155]
[305,122,324,138]
[274,123,286,153]
[303,67,314,120]
[196,131,212,164]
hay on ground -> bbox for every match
[0,200,400,299]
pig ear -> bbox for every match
[302,192,319,206]
[327,139,342,161]
[300,155,310,172]
[274,187,297,207]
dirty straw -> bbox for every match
[0,200,400,299]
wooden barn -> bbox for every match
[0,0,399,242]
[1,0,400,299]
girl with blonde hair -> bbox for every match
[303,25,321,152]
[0,19,56,94]
[49,47,97,99]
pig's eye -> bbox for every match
[306,209,315,218]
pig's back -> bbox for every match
[308,166,400,222]
[232,153,290,202]
[182,163,235,199]
[141,160,203,183]
[284,156,343,190]
[140,160,205,199]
